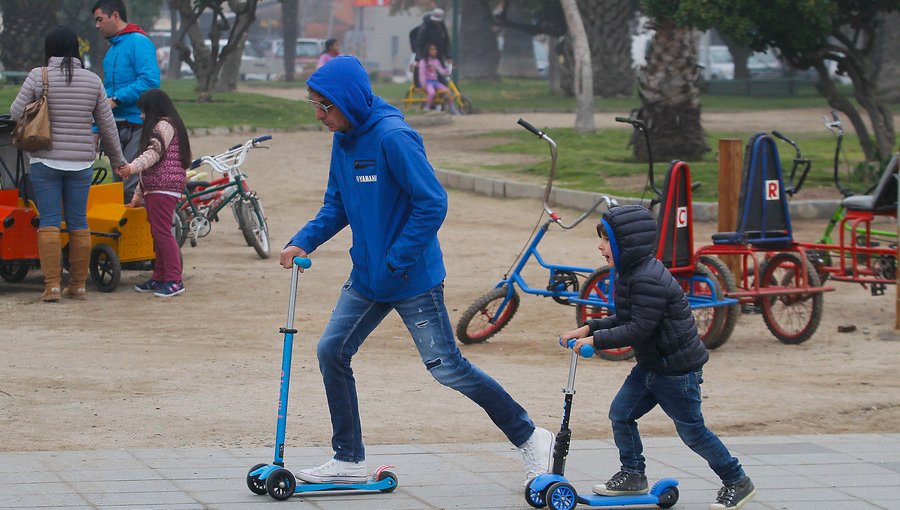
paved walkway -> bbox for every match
[3,433,898,509]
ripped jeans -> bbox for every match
[318,281,535,462]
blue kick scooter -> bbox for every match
[246,256,399,501]
[525,340,679,509]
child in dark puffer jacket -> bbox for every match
[559,205,755,510]
[116,89,190,298]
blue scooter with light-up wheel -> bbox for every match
[246,256,399,501]
[524,339,679,509]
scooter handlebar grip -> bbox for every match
[517,118,542,136]
[565,338,594,358]
[293,256,312,269]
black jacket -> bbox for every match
[587,205,709,374]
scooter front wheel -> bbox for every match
[546,481,578,510]
[265,467,296,501]
[377,470,399,493]
[246,463,268,495]
[455,285,520,344]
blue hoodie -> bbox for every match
[102,26,160,125]
[288,56,447,302]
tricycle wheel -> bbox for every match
[265,467,296,500]
[524,477,547,508]
[246,463,268,495]
[697,255,739,349]
[89,244,120,292]
[759,252,823,344]
[546,481,577,510]
[377,470,399,492]
[683,266,726,350]
[459,95,473,115]
[657,486,679,508]
[0,261,30,282]
[575,267,632,361]
[455,285,519,344]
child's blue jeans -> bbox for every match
[317,281,535,463]
[609,363,746,484]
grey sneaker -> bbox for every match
[710,477,756,510]
[592,470,649,496]
[519,427,554,486]
[295,458,368,484]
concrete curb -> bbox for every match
[435,168,840,222]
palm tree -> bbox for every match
[633,20,707,161]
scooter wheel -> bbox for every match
[265,467,296,501]
[524,477,547,508]
[246,463,268,495]
[377,470,399,493]
[657,486,679,508]
[546,481,577,510]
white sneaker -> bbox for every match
[519,427,554,486]
[295,458,368,484]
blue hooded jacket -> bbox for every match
[102,26,160,125]
[288,56,447,302]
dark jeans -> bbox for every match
[110,123,142,203]
[318,282,535,462]
[610,364,745,485]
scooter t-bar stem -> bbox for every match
[285,257,312,331]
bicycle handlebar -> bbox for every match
[293,256,312,269]
[553,195,618,230]
[192,135,272,175]
[615,116,658,198]
[517,118,543,137]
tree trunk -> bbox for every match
[167,6,185,80]
[560,0,594,133]
[282,0,299,82]
[459,0,500,80]
[876,11,900,103]
[215,31,246,92]
[560,0,636,97]
[0,0,60,72]
[720,33,752,80]
[634,21,707,161]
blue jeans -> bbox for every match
[29,163,93,229]
[610,364,745,485]
[318,281,535,462]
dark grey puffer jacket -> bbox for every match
[587,205,709,375]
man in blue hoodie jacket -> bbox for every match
[279,56,553,487]
[92,0,160,202]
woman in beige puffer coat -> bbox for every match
[10,25,125,302]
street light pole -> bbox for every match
[451,0,459,83]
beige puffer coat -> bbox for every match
[10,56,126,168]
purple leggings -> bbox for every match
[145,193,182,283]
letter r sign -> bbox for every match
[766,180,780,200]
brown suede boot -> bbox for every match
[63,229,91,300]
[37,227,62,302]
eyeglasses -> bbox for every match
[307,98,333,113]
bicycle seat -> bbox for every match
[186,181,210,191]
[841,154,898,213]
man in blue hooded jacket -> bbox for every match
[279,56,553,487]
[92,0,160,202]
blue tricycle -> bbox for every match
[525,340,679,509]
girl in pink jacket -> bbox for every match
[417,44,456,113]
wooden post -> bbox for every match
[718,139,743,277]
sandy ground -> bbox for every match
[1,107,898,455]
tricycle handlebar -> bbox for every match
[517,118,543,137]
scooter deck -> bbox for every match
[294,477,396,493]
[528,474,678,508]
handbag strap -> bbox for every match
[40,66,48,99]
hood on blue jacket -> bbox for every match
[306,56,375,130]
[600,205,657,271]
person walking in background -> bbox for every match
[10,25,126,302]
[116,89,190,298]
[279,56,554,489]
[414,8,450,64]
[92,0,160,204]
[559,205,756,510]
[316,39,341,69]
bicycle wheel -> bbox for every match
[239,196,270,259]
[574,267,632,361]
[682,266,727,350]
[696,255,739,349]
[758,252,824,344]
[233,200,253,247]
[172,208,189,248]
[455,285,519,344]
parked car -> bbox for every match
[698,45,734,81]
[747,49,785,79]
[157,39,275,81]
[254,38,326,79]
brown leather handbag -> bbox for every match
[13,67,52,152]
